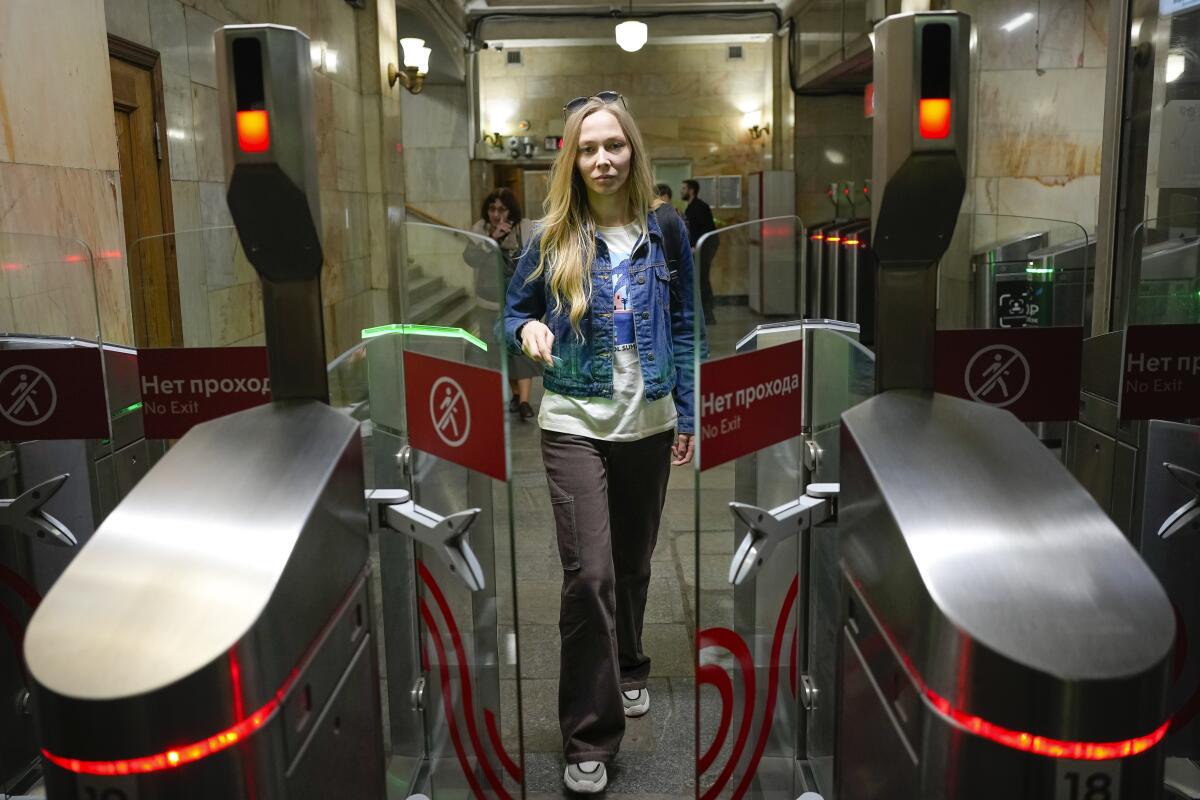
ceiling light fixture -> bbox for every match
[1166,52,1187,83]
[1001,12,1035,33]
[614,0,647,52]
[615,20,648,52]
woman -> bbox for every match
[503,94,697,793]
[468,188,540,419]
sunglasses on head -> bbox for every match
[562,91,626,119]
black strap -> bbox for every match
[653,204,685,277]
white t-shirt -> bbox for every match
[539,222,678,441]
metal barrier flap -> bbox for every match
[840,390,1174,741]
[24,400,367,753]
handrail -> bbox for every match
[405,203,460,230]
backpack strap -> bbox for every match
[653,204,685,278]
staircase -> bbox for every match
[404,266,477,331]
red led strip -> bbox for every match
[925,689,1170,761]
[42,570,369,777]
[42,701,279,776]
[851,578,1172,761]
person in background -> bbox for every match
[654,182,673,205]
[504,92,698,794]
[466,187,541,420]
[680,179,718,325]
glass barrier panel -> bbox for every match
[960,214,1093,331]
[694,217,813,799]
[938,214,1095,460]
[383,222,523,798]
[0,232,119,797]
[1129,213,1200,327]
[803,327,875,793]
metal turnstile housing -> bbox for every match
[25,402,384,799]
[839,391,1175,799]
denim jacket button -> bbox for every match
[647,353,655,361]
[637,275,646,284]
[640,312,649,320]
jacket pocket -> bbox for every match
[547,478,581,571]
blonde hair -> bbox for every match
[528,99,662,336]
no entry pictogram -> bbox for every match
[0,349,107,440]
[0,365,58,426]
[964,345,1031,408]
[430,376,471,448]
[404,350,506,481]
[935,327,1082,422]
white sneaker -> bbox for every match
[564,761,608,793]
[622,688,650,717]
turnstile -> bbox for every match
[972,231,1049,327]
[0,335,163,794]
[24,25,387,799]
[1134,233,1200,324]
[1067,328,1200,792]
[836,11,1176,799]
[838,227,874,345]
[822,220,869,325]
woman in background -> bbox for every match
[468,187,541,420]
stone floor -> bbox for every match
[501,305,766,798]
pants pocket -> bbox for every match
[549,496,581,571]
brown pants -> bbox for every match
[540,428,675,764]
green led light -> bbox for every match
[1025,267,1055,274]
[111,400,143,420]
[361,323,488,352]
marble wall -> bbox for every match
[478,42,777,297]
[794,95,872,226]
[99,0,404,358]
[0,0,134,344]
[400,83,477,295]
[946,0,1109,327]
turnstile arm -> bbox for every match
[727,483,837,586]
[0,473,76,547]
[1159,462,1200,540]
[367,488,486,591]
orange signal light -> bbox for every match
[919,98,952,140]
[810,234,824,241]
[826,236,841,243]
[844,238,860,246]
[236,110,270,153]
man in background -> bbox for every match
[680,179,717,324]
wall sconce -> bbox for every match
[389,37,431,94]
[742,110,769,140]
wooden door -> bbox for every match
[522,170,550,222]
[110,38,182,347]
[493,163,524,208]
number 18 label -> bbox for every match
[1056,760,1121,800]
[78,774,139,800]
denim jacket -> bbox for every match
[503,210,699,434]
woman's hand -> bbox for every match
[520,320,556,366]
[491,220,513,241]
[671,433,694,466]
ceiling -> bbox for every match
[453,0,796,46]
